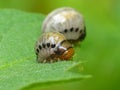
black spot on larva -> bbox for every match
[64,29,68,33]
[54,50,61,55]
[79,26,86,41]
[75,28,79,32]
[80,29,83,33]
[42,43,46,48]
[51,44,56,48]
[47,43,50,48]
[36,49,39,53]
[54,47,65,55]
[39,45,42,50]
[70,27,73,32]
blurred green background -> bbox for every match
[0,0,120,90]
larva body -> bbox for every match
[41,7,86,42]
[35,32,74,63]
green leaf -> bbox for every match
[0,9,90,90]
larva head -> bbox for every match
[54,40,74,60]
[59,47,74,60]
[42,7,86,43]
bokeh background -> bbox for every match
[0,0,120,90]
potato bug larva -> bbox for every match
[41,7,86,43]
[35,31,74,63]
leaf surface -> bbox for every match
[0,9,90,90]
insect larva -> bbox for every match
[41,7,86,43]
[35,31,74,63]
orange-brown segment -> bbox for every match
[59,47,74,60]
